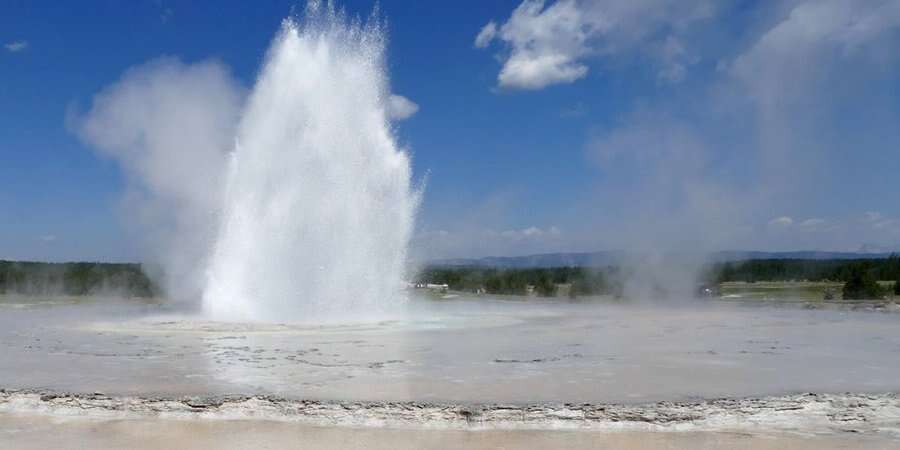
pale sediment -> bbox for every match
[2,389,899,435]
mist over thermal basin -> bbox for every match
[77,4,417,322]
[204,9,416,322]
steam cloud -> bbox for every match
[72,22,418,306]
[72,58,243,301]
[586,0,900,294]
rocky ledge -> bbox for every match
[1,389,899,434]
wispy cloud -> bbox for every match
[797,218,829,232]
[872,218,900,233]
[768,216,793,227]
[38,235,57,243]
[499,225,562,240]
[160,7,174,24]
[582,0,900,253]
[413,224,565,260]
[4,41,28,52]
[864,211,883,222]
[560,102,588,118]
[474,21,498,48]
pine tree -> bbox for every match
[842,265,884,300]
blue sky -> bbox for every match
[2,0,900,262]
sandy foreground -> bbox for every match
[1,390,899,449]
[0,413,896,450]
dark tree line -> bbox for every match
[422,257,900,300]
[708,256,900,300]
[0,260,156,297]
[3,257,898,300]
[707,256,900,284]
[416,266,620,297]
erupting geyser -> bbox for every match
[77,2,417,323]
[203,5,416,321]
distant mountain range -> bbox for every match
[429,250,899,268]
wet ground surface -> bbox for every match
[2,295,900,404]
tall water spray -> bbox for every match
[202,5,416,322]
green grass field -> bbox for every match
[720,281,897,302]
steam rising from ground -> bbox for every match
[74,59,243,302]
[427,0,900,298]
[74,3,417,320]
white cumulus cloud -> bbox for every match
[475,0,716,90]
